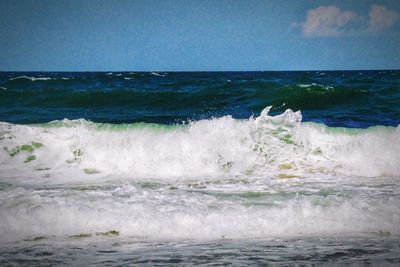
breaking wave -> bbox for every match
[1,107,399,181]
[0,107,399,242]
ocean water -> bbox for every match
[0,71,400,265]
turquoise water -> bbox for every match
[0,71,399,265]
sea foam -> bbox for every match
[8,76,53,81]
[0,108,400,242]
[0,107,399,183]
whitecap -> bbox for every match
[151,72,166,77]
[9,76,52,81]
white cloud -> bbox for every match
[369,5,400,31]
[302,6,358,37]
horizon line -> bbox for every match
[0,68,399,73]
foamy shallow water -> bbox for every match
[1,108,400,265]
[2,237,400,266]
[1,176,399,242]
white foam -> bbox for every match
[151,72,166,77]
[9,76,52,81]
[0,180,398,242]
[0,108,399,183]
[297,83,333,89]
[1,109,400,242]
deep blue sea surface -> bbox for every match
[1,71,399,127]
[0,71,399,266]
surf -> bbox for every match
[0,107,399,244]
[1,107,399,185]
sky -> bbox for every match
[0,0,399,71]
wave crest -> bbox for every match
[0,108,399,182]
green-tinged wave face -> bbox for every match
[1,108,399,182]
[38,119,186,132]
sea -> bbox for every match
[0,71,399,266]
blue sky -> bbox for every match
[0,0,399,71]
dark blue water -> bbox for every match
[1,71,399,127]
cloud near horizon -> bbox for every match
[299,4,400,37]
[369,5,400,31]
[302,6,358,37]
